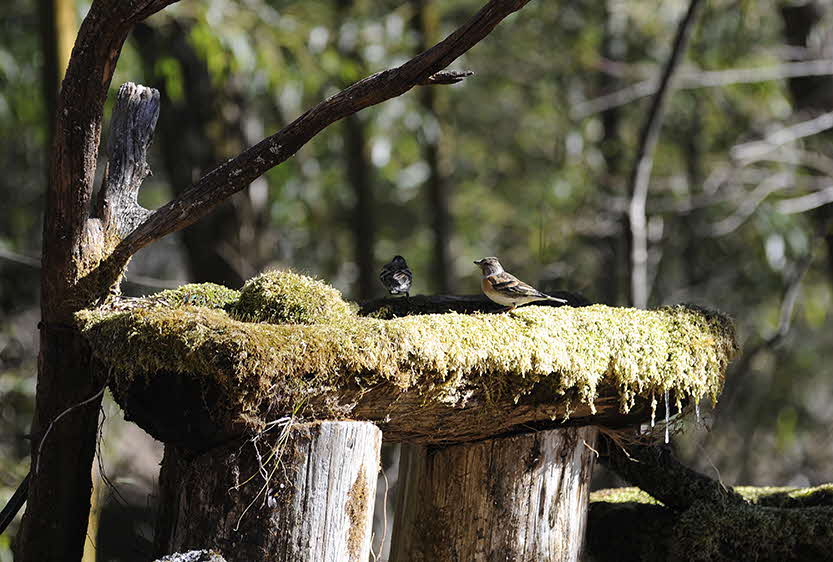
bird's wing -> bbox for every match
[391,268,412,285]
[489,272,546,298]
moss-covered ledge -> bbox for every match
[75,271,737,449]
[586,485,833,562]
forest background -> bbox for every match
[2,0,833,559]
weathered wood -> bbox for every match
[120,368,648,449]
[359,292,591,317]
[98,83,158,236]
[158,421,381,562]
[390,426,599,562]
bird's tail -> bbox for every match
[546,295,568,304]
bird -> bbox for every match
[474,256,567,311]
[380,255,413,298]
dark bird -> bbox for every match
[474,256,567,311]
[380,255,413,298]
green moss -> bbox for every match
[232,270,355,324]
[150,283,240,309]
[75,275,737,431]
[591,487,662,505]
[592,485,833,508]
[588,486,833,561]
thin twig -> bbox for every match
[627,0,704,308]
[0,473,30,536]
[34,385,107,476]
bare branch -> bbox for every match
[114,0,531,261]
[776,186,833,214]
[730,110,833,163]
[574,59,833,118]
[627,0,703,308]
[704,172,795,237]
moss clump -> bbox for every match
[76,274,737,435]
[233,270,355,325]
[590,487,662,505]
[149,283,240,309]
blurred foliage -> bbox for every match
[2,0,833,559]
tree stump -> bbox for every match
[156,421,381,562]
[391,426,598,562]
[76,275,737,560]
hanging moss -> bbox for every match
[76,272,737,435]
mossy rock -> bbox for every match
[76,274,738,447]
[232,270,355,325]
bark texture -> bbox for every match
[390,426,598,562]
[157,421,381,562]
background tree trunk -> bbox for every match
[38,0,76,141]
[156,421,381,562]
[412,0,454,293]
[135,21,257,287]
[336,0,377,301]
[390,426,598,562]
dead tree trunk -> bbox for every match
[157,421,382,562]
[390,426,599,562]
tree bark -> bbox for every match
[156,421,381,562]
[20,80,161,562]
[390,426,598,562]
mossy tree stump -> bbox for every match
[76,271,737,561]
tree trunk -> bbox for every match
[157,421,382,562]
[344,113,376,301]
[390,426,598,562]
[134,21,251,288]
[17,328,102,561]
[38,0,76,140]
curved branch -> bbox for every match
[114,0,531,261]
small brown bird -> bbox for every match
[474,257,567,311]
[380,255,413,297]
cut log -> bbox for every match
[156,421,381,562]
[390,426,599,562]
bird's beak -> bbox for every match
[473,259,481,265]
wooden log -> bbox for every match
[359,292,590,317]
[157,421,381,562]
[390,426,599,562]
